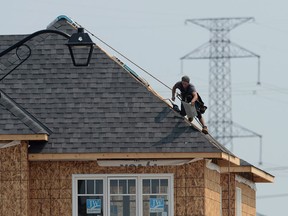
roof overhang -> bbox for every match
[28,150,274,183]
[220,166,274,183]
[28,151,240,165]
[0,134,48,141]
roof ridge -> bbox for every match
[46,15,79,30]
[0,90,51,135]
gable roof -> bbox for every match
[0,16,236,162]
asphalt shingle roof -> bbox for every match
[0,17,232,155]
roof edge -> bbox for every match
[0,90,52,135]
[220,152,240,166]
[28,152,236,162]
[220,166,274,183]
[0,134,48,141]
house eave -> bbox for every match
[220,166,274,183]
[0,134,48,141]
[28,151,240,165]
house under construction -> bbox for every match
[0,15,273,216]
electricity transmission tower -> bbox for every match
[180,17,262,157]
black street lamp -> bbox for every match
[67,27,95,67]
[0,28,95,81]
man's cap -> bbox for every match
[181,75,190,83]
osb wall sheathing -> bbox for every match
[236,180,256,216]
[204,164,221,216]
[174,160,206,216]
[221,174,236,216]
[221,174,257,216]
[0,142,29,216]
[29,159,221,216]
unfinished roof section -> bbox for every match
[221,159,274,183]
[0,16,235,159]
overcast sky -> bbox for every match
[1,1,288,215]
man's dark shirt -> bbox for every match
[173,81,196,102]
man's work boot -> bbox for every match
[202,126,208,134]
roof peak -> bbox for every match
[47,15,78,29]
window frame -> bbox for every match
[72,173,174,216]
[108,176,138,216]
[72,175,107,215]
[140,176,170,216]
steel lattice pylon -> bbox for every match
[181,17,261,149]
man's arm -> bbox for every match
[172,85,177,101]
[191,91,198,105]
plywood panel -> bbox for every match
[29,199,51,216]
[0,143,29,216]
[221,174,237,216]
[175,177,185,188]
[175,196,186,215]
[2,198,21,215]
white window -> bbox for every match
[142,178,170,216]
[109,178,137,216]
[74,178,105,215]
[73,174,174,216]
[236,187,242,216]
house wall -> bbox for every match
[236,177,256,216]
[28,159,224,216]
[204,162,221,215]
[175,159,206,216]
[221,174,256,216]
[0,150,256,216]
[221,174,236,216]
[0,142,29,216]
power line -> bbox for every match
[265,166,288,171]
[74,21,173,92]
[257,193,288,199]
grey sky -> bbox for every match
[1,0,288,215]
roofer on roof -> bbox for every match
[172,75,208,134]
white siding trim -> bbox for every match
[206,159,220,173]
[236,175,256,191]
[236,187,242,216]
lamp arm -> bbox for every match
[0,29,71,58]
[0,29,72,81]
[0,45,32,82]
